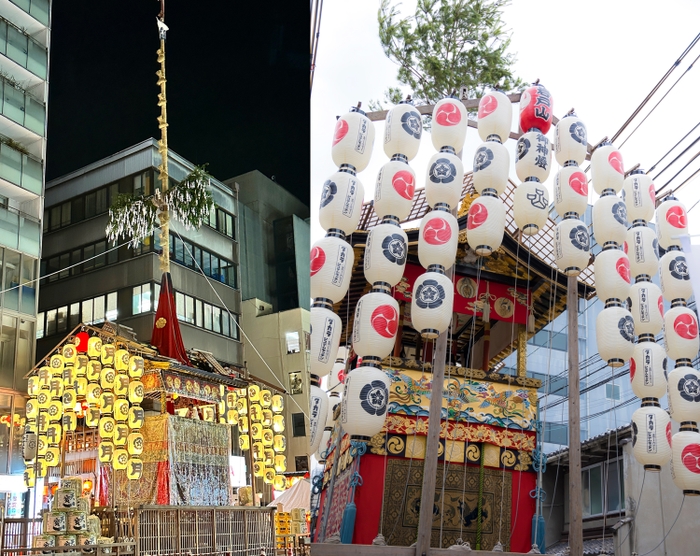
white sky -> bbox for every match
[311,0,700,243]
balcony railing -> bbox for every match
[8,0,49,25]
[0,17,47,79]
[0,78,44,135]
[0,141,42,196]
[0,204,40,256]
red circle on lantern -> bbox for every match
[75,332,89,353]
[674,312,698,340]
[608,151,624,174]
[629,357,636,381]
[623,241,629,254]
[569,171,588,196]
[681,444,700,474]
[666,422,672,448]
[478,95,498,119]
[392,170,415,200]
[616,257,631,283]
[435,102,462,126]
[371,305,398,338]
[658,296,664,317]
[649,184,656,205]
[666,205,687,229]
[332,119,349,146]
[467,202,488,230]
[423,218,452,245]
[310,246,326,276]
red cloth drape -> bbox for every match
[156,460,170,505]
[151,272,191,365]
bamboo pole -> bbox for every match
[155,19,170,274]
[567,275,582,555]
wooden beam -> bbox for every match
[567,275,583,556]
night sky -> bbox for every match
[46,1,309,205]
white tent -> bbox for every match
[267,478,310,511]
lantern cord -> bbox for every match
[655,147,700,196]
[638,495,685,556]
[650,124,700,180]
[610,32,700,145]
[171,227,309,418]
[618,52,700,152]
[612,470,646,554]
[310,0,324,94]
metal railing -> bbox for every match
[0,519,42,552]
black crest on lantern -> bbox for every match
[526,187,548,210]
[569,121,587,145]
[517,137,531,161]
[618,315,635,342]
[359,380,389,416]
[382,234,407,265]
[569,225,589,251]
[678,374,700,403]
[415,279,446,309]
[401,111,422,139]
[473,147,494,172]
[320,179,337,208]
[669,256,690,281]
[632,421,638,447]
[429,158,457,184]
[612,202,628,227]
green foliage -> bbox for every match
[376,0,524,107]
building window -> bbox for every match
[605,383,620,400]
[543,422,568,445]
[289,372,303,395]
[291,413,306,437]
[133,284,154,315]
[286,332,300,354]
[294,455,309,472]
[581,459,625,517]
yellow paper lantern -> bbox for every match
[251,422,263,440]
[75,355,88,375]
[127,432,144,455]
[28,376,40,396]
[25,399,38,419]
[226,391,237,408]
[114,349,130,371]
[113,374,129,397]
[253,461,264,477]
[274,455,287,473]
[250,404,262,422]
[38,368,51,388]
[127,457,143,480]
[248,385,260,402]
[24,420,37,434]
[252,442,265,460]
[128,356,144,378]
[113,449,129,470]
[74,377,88,397]
[238,434,250,451]
[86,384,102,404]
[62,366,76,387]
[260,390,272,408]
[62,389,76,411]
[37,390,51,409]
[50,354,65,374]
[261,409,273,427]
[218,400,226,416]
[113,399,129,422]
[273,435,286,453]
[264,448,275,466]
[98,441,114,463]
[99,367,116,390]
[113,423,129,446]
[37,435,48,456]
[272,415,285,433]
[226,409,238,425]
[262,428,274,447]
[238,417,249,433]
[87,337,102,359]
[44,447,60,468]
[264,467,275,484]
[98,417,116,438]
[236,398,248,415]
[271,394,284,414]
[23,465,35,488]
[37,414,50,432]
[47,401,63,422]
[35,459,47,478]
[86,361,101,381]
[128,381,144,404]
[273,475,286,491]
[49,378,64,399]
[63,412,77,432]
[128,407,145,429]
[85,407,100,428]
[62,344,77,365]
[45,423,61,445]
[100,344,115,366]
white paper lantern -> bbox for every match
[622,170,655,224]
[309,384,330,455]
[628,280,663,336]
[554,114,587,166]
[554,164,588,217]
[340,366,391,440]
[328,360,345,393]
[659,249,693,302]
[594,248,630,302]
[384,103,422,160]
[472,140,509,196]
[664,304,699,362]
[591,143,624,195]
[431,97,468,152]
[310,235,353,303]
[466,193,506,256]
[318,170,364,235]
[352,291,399,361]
[418,210,459,269]
[631,403,672,470]
[656,195,688,251]
[309,304,341,379]
[364,222,408,288]
[519,83,553,134]
[374,159,416,221]
[630,340,668,399]
[596,303,635,367]
[331,107,375,172]
[477,90,512,143]
[592,192,627,248]
[667,366,700,424]
[411,271,454,339]
[554,217,590,276]
[513,181,550,235]
[670,428,700,494]
[627,224,659,279]
[425,150,463,209]
[515,131,552,183]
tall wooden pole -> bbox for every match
[567,275,582,555]
[155,13,170,274]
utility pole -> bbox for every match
[567,275,583,556]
